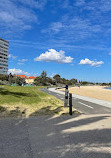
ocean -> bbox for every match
[104,87,111,90]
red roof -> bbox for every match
[28,76,36,79]
[14,75,27,78]
[14,75,36,79]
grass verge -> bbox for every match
[0,85,79,118]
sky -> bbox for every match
[1,0,111,82]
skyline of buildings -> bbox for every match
[0,38,9,75]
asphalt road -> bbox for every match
[41,88,111,114]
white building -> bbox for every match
[0,38,9,75]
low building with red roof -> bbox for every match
[25,76,36,84]
[14,75,36,84]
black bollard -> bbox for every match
[64,85,69,107]
[69,93,72,115]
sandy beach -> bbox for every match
[59,86,111,102]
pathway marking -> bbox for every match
[78,102,94,109]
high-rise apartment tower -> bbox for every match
[0,38,9,75]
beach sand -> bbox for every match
[59,86,111,102]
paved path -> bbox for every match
[41,88,111,114]
[0,115,111,158]
[1,88,111,157]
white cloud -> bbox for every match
[0,0,38,35]
[42,22,63,34]
[8,68,30,75]
[17,59,28,65]
[42,16,102,41]
[17,63,24,65]
[34,49,73,63]
[75,0,85,6]
[18,0,47,10]
[8,39,110,52]
[109,53,111,55]
[86,0,111,12]
[8,54,17,59]
[79,58,104,67]
[18,59,28,62]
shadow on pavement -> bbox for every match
[27,114,111,158]
[0,110,111,158]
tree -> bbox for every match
[34,76,42,86]
[61,78,67,84]
[46,77,53,85]
[34,71,79,86]
[0,74,8,81]
[16,77,26,86]
[34,71,48,86]
[101,82,107,86]
[70,78,77,85]
[8,73,14,85]
[40,71,47,85]
[53,74,61,83]
[109,82,111,86]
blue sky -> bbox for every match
[1,0,111,82]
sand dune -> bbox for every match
[59,86,111,102]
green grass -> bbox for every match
[0,85,73,117]
[0,86,47,105]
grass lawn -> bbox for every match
[0,85,74,117]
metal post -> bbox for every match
[69,93,72,115]
[64,85,69,107]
